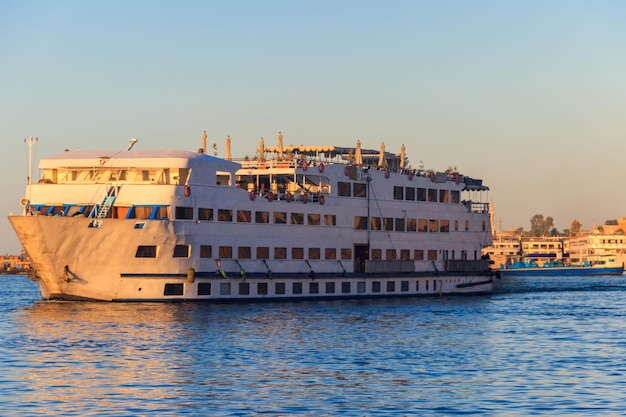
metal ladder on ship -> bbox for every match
[92,186,117,219]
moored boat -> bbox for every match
[498,259,624,277]
[9,133,495,301]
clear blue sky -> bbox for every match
[2,1,626,253]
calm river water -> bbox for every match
[1,275,626,416]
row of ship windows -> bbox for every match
[337,182,461,204]
[175,207,485,232]
[164,279,442,296]
[136,245,468,261]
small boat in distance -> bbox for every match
[9,133,495,301]
[498,258,624,276]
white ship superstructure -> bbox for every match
[9,135,494,301]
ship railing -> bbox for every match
[445,259,491,272]
[462,201,490,213]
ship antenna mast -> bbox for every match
[26,135,38,186]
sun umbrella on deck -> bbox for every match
[378,142,385,167]
[400,144,405,169]
[355,140,362,165]
[277,131,284,160]
[258,137,265,161]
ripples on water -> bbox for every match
[1,275,626,416]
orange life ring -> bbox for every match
[184,185,191,197]
[319,163,325,173]
[344,166,350,176]
[302,161,308,171]
[286,192,293,202]
[408,170,414,180]
[384,169,390,179]
[267,192,274,202]
[303,193,309,204]
[319,194,325,205]
[249,191,256,200]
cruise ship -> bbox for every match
[9,133,494,301]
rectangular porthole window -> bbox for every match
[133,222,147,229]
[198,283,211,296]
[220,282,231,295]
[372,281,381,293]
[198,208,213,221]
[258,282,268,295]
[401,281,409,292]
[239,282,250,295]
[310,282,319,294]
[387,281,395,292]
[136,245,157,258]
[357,282,366,293]
[173,245,190,258]
[341,282,351,293]
[325,282,335,294]
[293,282,303,295]
[175,206,193,220]
[275,282,286,295]
[164,283,183,296]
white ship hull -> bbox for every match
[10,139,494,301]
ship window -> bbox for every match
[239,282,250,295]
[175,206,194,220]
[237,210,251,222]
[416,188,427,201]
[309,248,320,259]
[136,245,157,258]
[407,218,417,232]
[338,182,351,196]
[387,281,395,292]
[465,220,469,231]
[274,212,287,224]
[274,247,287,259]
[384,218,393,231]
[428,189,437,202]
[198,208,213,221]
[219,246,232,258]
[291,213,304,225]
[440,220,450,233]
[418,219,428,232]
[325,282,335,294]
[405,187,415,201]
[455,220,459,231]
[292,248,304,259]
[371,249,382,260]
[429,219,438,233]
[341,248,352,260]
[439,190,449,203]
[134,222,147,229]
[401,250,410,260]
[371,217,381,231]
[414,250,424,260]
[200,245,212,258]
[357,282,366,293]
[428,250,437,261]
[307,213,320,225]
[483,221,486,231]
[401,281,409,292]
[275,282,286,295]
[293,282,303,295]
[416,281,420,291]
[354,216,367,230]
[325,248,337,260]
[451,190,460,203]
[386,249,397,260]
[164,283,183,296]
[372,281,381,293]
[198,283,211,296]
[218,209,233,222]
[220,282,231,295]
[238,246,251,259]
[353,183,366,198]
[133,206,153,219]
[324,214,336,226]
[256,211,269,223]
[258,282,268,295]
[154,206,169,219]
[394,186,404,200]
[310,282,319,294]
[173,245,190,258]
[257,247,270,259]
[342,282,351,293]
